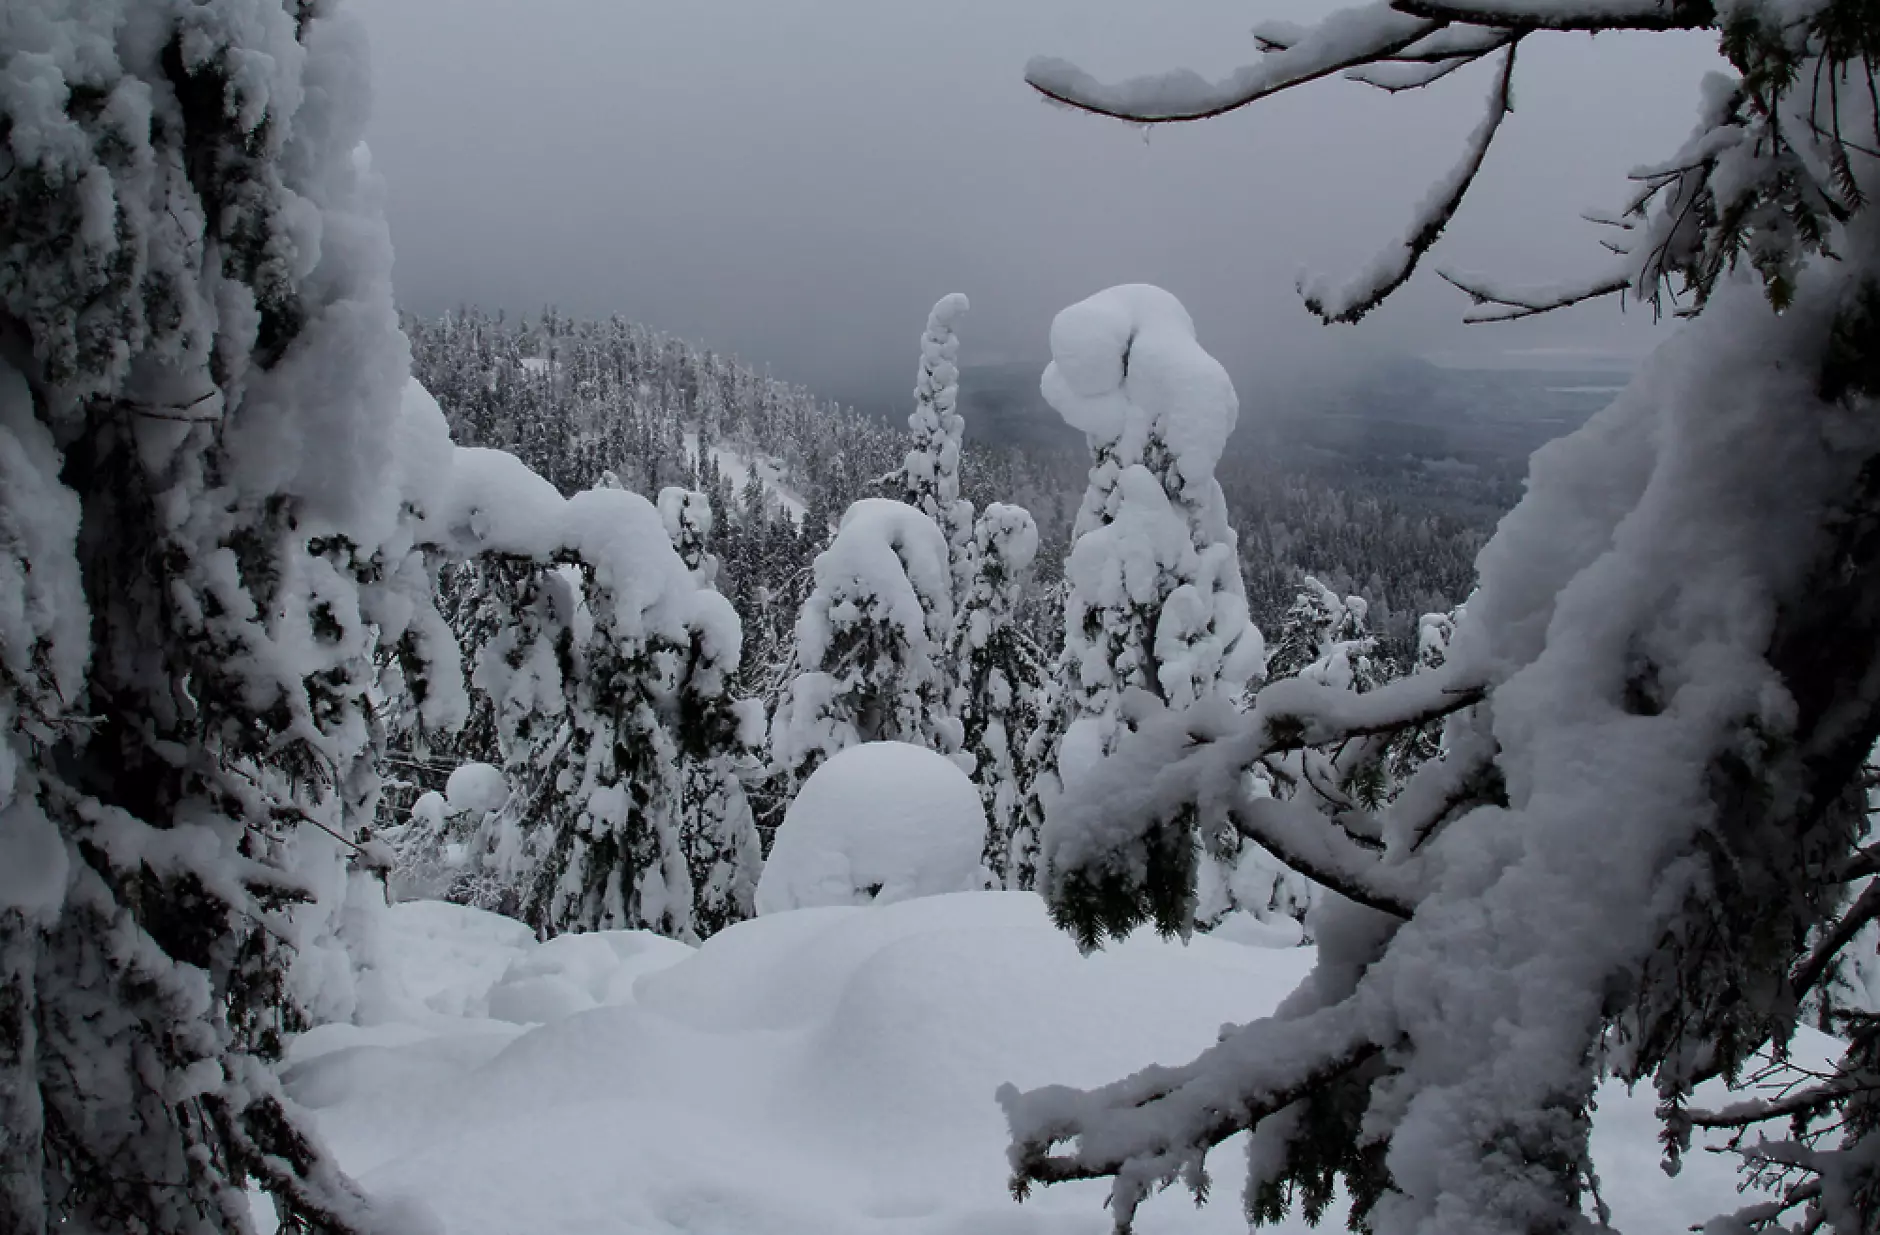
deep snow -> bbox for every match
[275,892,1803,1235]
[757,741,987,913]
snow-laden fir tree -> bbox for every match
[900,293,976,598]
[771,498,962,788]
[1001,6,1880,1234]
[1018,285,1265,918]
[1265,575,1384,692]
[659,485,719,586]
[428,447,747,941]
[950,503,1050,888]
[0,1,467,1229]
[658,485,765,936]
[1381,604,1463,787]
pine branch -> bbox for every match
[1686,1076,1880,1129]
[1000,1007,1381,1207]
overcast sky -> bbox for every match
[359,0,1724,408]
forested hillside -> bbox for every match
[405,308,1518,670]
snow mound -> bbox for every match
[445,763,507,816]
[486,931,693,1025]
[756,742,986,914]
[288,892,1780,1235]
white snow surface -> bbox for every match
[284,892,1792,1235]
[756,742,987,913]
[684,432,807,523]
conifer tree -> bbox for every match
[900,294,976,598]
[659,486,764,936]
[1019,285,1265,909]
[1001,7,1880,1234]
[772,499,961,788]
[0,1,459,1229]
[952,504,1050,888]
[428,455,746,941]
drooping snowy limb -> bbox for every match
[1027,0,1880,324]
[1039,672,1482,944]
[1789,880,1880,1006]
[1438,266,1634,321]
[1389,0,1713,31]
[1224,794,1421,916]
[1024,6,1443,123]
[998,1004,1382,1210]
[1298,43,1518,324]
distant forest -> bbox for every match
[408,306,1614,669]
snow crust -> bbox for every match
[756,742,987,913]
[284,893,1785,1235]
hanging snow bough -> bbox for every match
[998,5,1880,1235]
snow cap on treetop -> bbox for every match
[928,292,970,332]
[1040,284,1238,487]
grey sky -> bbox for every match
[360,0,1723,409]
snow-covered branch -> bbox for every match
[1299,42,1520,324]
[1789,879,1880,1005]
[1226,794,1420,916]
[1390,0,1714,32]
[998,1005,1381,1223]
[1024,5,1441,123]
[1438,266,1633,320]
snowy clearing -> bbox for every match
[685,431,808,523]
[279,893,1795,1235]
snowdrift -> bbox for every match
[280,893,1797,1235]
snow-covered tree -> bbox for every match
[951,504,1049,888]
[428,449,746,941]
[659,486,764,937]
[659,485,719,586]
[771,498,961,788]
[1019,285,1265,910]
[0,1,462,1229]
[900,293,975,597]
[1265,575,1383,692]
[1001,7,1880,1235]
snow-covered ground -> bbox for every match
[684,432,808,523]
[277,892,1806,1235]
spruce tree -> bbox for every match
[1001,7,1880,1233]
[659,486,764,937]
[900,293,975,599]
[951,504,1050,888]
[771,499,961,789]
[1018,285,1265,913]
[0,1,456,1229]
